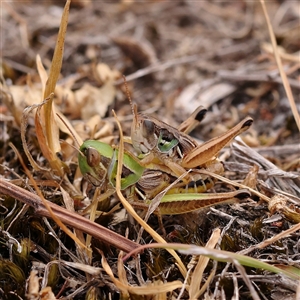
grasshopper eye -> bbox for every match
[85,147,101,167]
[142,119,155,138]
[160,129,175,142]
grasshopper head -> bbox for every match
[126,77,160,155]
[131,112,157,154]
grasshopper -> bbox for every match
[78,139,250,215]
[79,105,218,197]
[77,106,250,214]
[129,98,253,180]
[57,110,249,215]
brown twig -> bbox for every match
[0,180,139,253]
[114,54,202,84]
[217,70,300,90]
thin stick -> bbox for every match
[0,179,138,253]
[260,0,300,131]
[115,55,201,84]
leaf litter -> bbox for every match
[1,1,300,299]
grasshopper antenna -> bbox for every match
[123,75,138,124]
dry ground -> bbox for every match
[1,1,300,299]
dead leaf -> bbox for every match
[76,82,115,120]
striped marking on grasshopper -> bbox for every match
[148,189,250,215]
[136,169,215,199]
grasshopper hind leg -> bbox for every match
[177,106,208,134]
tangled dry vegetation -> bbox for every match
[1,1,300,299]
